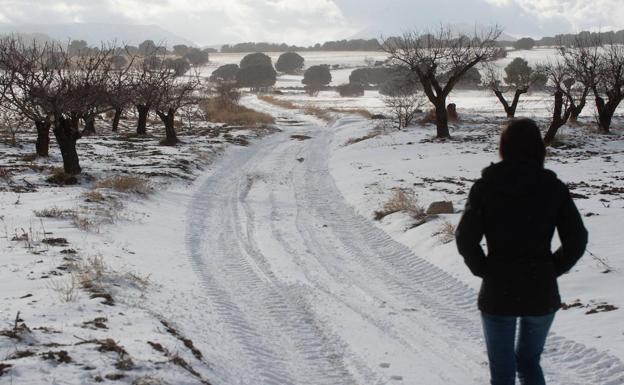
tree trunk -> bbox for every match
[434,100,450,138]
[136,104,149,135]
[544,90,569,145]
[35,120,51,157]
[595,96,612,133]
[82,115,96,136]
[569,96,586,124]
[112,108,122,132]
[53,116,82,174]
[494,88,526,119]
[157,109,178,146]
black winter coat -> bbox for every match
[455,160,588,316]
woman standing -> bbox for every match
[455,118,588,385]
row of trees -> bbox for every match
[220,39,381,53]
[210,52,333,95]
[0,38,201,175]
[505,29,624,50]
[66,39,211,67]
[376,27,623,141]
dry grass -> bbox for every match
[434,220,456,244]
[94,175,151,194]
[48,275,80,302]
[46,167,78,185]
[303,106,333,122]
[51,255,150,304]
[34,207,77,219]
[258,95,298,109]
[200,98,274,126]
[0,167,12,181]
[259,95,371,122]
[327,107,372,118]
[83,190,106,203]
[374,188,426,220]
[72,215,100,232]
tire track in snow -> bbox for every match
[185,97,624,385]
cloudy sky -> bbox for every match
[0,0,622,45]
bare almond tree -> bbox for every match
[484,58,537,119]
[128,52,174,135]
[0,38,57,156]
[560,35,624,133]
[382,26,502,138]
[540,60,591,144]
[153,70,201,145]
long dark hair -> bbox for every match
[499,118,546,166]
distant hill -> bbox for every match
[0,23,195,47]
[352,22,517,42]
[0,32,57,46]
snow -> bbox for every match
[1,48,624,384]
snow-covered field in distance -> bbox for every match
[202,48,560,87]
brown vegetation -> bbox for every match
[374,188,426,220]
[200,98,274,126]
[94,175,151,194]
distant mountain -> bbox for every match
[0,23,196,47]
[0,32,57,46]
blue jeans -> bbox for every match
[481,312,555,385]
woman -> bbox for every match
[455,118,588,385]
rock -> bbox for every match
[371,114,387,120]
[426,201,454,215]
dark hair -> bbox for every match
[499,118,545,166]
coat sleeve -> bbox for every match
[553,183,588,276]
[455,180,487,278]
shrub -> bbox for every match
[183,48,209,66]
[302,65,331,96]
[513,37,536,50]
[504,57,533,87]
[275,52,304,74]
[236,64,277,91]
[379,68,420,96]
[214,82,241,107]
[210,64,239,82]
[173,44,189,56]
[434,220,456,244]
[384,92,425,129]
[240,52,272,68]
[438,67,482,89]
[337,83,365,97]
[374,188,425,220]
[349,67,393,86]
[164,57,191,76]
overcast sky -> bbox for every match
[0,0,622,45]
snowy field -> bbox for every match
[203,48,559,89]
[1,49,624,384]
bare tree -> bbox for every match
[0,38,56,156]
[128,53,173,135]
[540,60,591,144]
[382,26,502,138]
[153,71,201,145]
[105,49,136,132]
[484,58,536,118]
[66,45,117,136]
[560,35,624,133]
